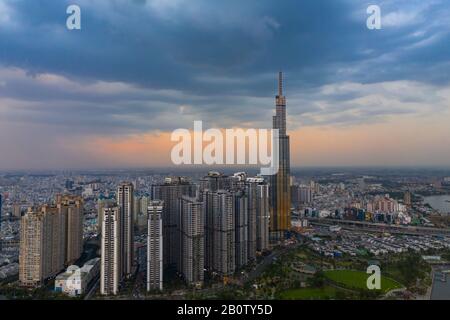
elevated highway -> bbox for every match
[307,218,450,236]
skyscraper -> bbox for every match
[117,183,134,277]
[137,195,150,233]
[213,190,235,276]
[202,172,234,273]
[200,171,232,192]
[202,190,215,272]
[19,210,47,287]
[152,177,195,269]
[57,195,84,265]
[234,190,248,270]
[203,190,235,276]
[179,196,204,287]
[19,194,86,289]
[246,179,258,261]
[147,200,163,292]
[247,177,270,253]
[19,207,65,287]
[269,71,291,241]
[101,206,121,295]
[97,196,116,236]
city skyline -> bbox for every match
[2,0,450,306]
[1,0,450,170]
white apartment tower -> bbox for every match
[147,200,163,291]
[100,206,121,295]
[117,183,134,277]
[179,196,204,287]
[247,177,270,252]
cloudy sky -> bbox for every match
[0,0,450,170]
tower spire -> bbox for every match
[275,71,286,106]
[278,71,283,96]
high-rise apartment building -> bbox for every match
[234,190,248,270]
[203,190,235,276]
[97,196,116,236]
[134,194,141,225]
[135,194,150,232]
[19,207,65,287]
[268,72,291,241]
[179,196,204,287]
[117,183,134,277]
[19,195,84,288]
[200,171,231,192]
[100,206,121,295]
[57,195,84,265]
[246,180,257,261]
[214,191,235,276]
[247,177,270,253]
[202,190,215,271]
[152,177,195,269]
[147,200,163,291]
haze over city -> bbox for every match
[1,0,450,170]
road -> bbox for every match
[132,269,145,300]
[84,275,100,300]
[244,242,302,285]
[309,218,450,236]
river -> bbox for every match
[431,267,450,300]
[423,195,450,215]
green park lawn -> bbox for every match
[324,270,403,293]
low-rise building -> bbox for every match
[54,258,100,297]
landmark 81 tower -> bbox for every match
[269,72,291,241]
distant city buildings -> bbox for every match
[367,194,400,213]
[12,203,22,219]
[291,184,312,208]
[404,191,412,207]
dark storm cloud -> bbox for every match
[0,0,450,135]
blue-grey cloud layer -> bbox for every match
[0,0,450,168]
